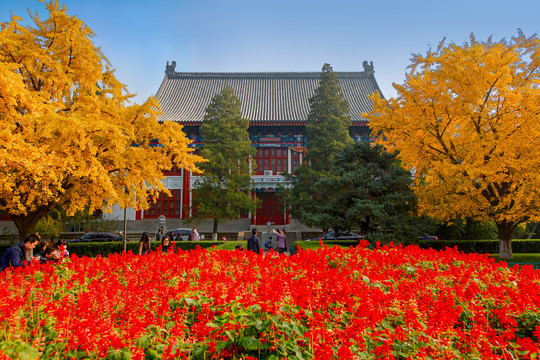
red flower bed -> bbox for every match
[0,242,538,359]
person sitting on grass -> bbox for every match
[0,234,40,271]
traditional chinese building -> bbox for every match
[133,61,384,228]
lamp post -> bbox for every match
[123,205,127,252]
[123,185,128,252]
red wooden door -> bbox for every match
[256,193,284,226]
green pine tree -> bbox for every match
[286,142,434,241]
[305,63,353,172]
[193,86,258,239]
[283,63,353,228]
[314,142,433,242]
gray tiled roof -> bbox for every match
[155,70,383,124]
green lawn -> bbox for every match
[489,253,540,263]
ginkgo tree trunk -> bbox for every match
[0,1,204,240]
[367,32,540,259]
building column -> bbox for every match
[287,147,292,173]
[180,178,184,220]
[250,191,256,226]
[182,168,190,219]
[189,169,193,218]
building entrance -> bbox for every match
[256,192,285,226]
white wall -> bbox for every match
[102,204,136,221]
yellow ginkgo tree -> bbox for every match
[0,1,204,240]
[367,32,540,259]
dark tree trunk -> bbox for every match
[11,207,50,258]
[212,218,219,241]
[526,223,538,239]
[497,220,514,259]
[11,209,48,242]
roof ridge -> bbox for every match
[166,71,372,79]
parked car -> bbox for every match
[165,228,204,241]
[306,231,363,241]
[68,232,120,243]
[418,234,438,241]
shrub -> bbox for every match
[418,239,540,253]
[65,240,244,257]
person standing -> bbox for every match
[273,228,287,254]
[138,232,152,255]
[155,229,163,242]
[160,235,173,253]
[266,219,274,232]
[190,228,200,241]
[247,228,260,253]
[0,234,40,271]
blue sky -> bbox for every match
[1,0,539,104]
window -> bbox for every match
[144,189,182,218]
[253,147,290,174]
[292,158,299,172]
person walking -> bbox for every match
[0,234,40,271]
[247,228,260,254]
[273,228,287,254]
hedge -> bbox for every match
[418,239,540,253]
[294,239,540,254]
[2,239,539,259]
[0,241,246,258]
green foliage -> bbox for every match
[419,239,540,254]
[512,222,538,239]
[322,142,432,240]
[0,241,245,258]
[86,217,122,233]
[204,302,312,359]
[490,253,540,264]
[294,239,540,257]
[435,218,498,240]
[305,63,353,172]
[282,165,324,229]
[167,297,312,359]
[193,86,258,232]
[287,142,434,240]
[35,215,65,239]
[294,239,364,250]
[284,64,354,228]
[63,241,244,257]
